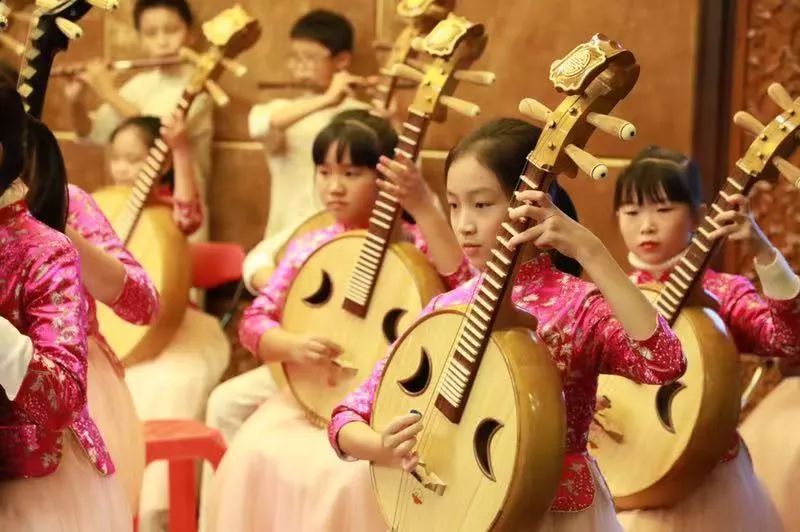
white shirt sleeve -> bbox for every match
[248,99,291,139]
[0,317,34,401]
[754,250,800,300]
[242,223,300,294]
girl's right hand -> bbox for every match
[380,412,423,471]
[288,334,343,367]
[64,78,85,103]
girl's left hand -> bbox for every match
[160,111,190,151]
[376,152,436,217]
[708,193,775,263]
[507,189,600,262]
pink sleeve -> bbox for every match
[709,273,800,360]
[172,195,203,236]
[67,186,159,325]
[328,294,442,458]
[237,235,313,355]
[15,240,89,430]
[576,292,686,384]
[406,223,474,289]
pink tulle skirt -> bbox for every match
[0,432,132,531]
[202,390,385,532]
[741,377,800,532]
[538,459,622,531]
[87,336,146,513]
[617,450,783,531]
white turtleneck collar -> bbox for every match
[627,250,685,279]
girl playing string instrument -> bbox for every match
[329,119,686,531]
[103,112,230,532]
[202,109,470,532]
[613,146,797,531]
[0,83,131,530]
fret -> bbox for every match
[374,209,393,222]
[479,285,499,302]
[697,227,712,241]
[439,389,459,407]
[491,248,511,265]
[471,304,491,323]
[461,328,481,349]
[467,311,487,329]
[674,265,692,283]
[657,299,677,315]
[662,283,683,302]
[395,148,414,160]
[475,295,493,313]
[402,122,421,133]
[501,222,519,238]
[680,256,699,272]
[659,289,679,308]
[519,174,538,189]
[369,216,391,230]
[375,200,394,211]
[484,274,503,290]
[362,247,381,262]
[459,341,478,361]
[464,320,484,340]
[442,379,464,399]
[448,365,468,386]
[704,216,721,231]
[378,190,398,203]
[366,232,385,246]
[360,253,379,267]
[451,358,470,378]
[669,275,689,291]
[691,236,710,253]
[398,135,416,145]
[496,236,513,250]
[486,261,506,279]
[726,177,744,192]
[711,204,725,215]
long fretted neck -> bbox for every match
[435,160,554,424]
[17,14,63,118]
[341,111,429,317]
[656,167,756,325]
[370,26,416,111]
[114,94,193,244]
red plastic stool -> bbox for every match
[142,419,227,532]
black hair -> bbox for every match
[444,118,583,277]
[109,115,175,189]
[0,82,69,231]
[614,146,702,212]
[290,10,354,56]
[133,0,193,30]
[312,109,397,168]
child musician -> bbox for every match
[613,147,797,531]
[329,119,686,531]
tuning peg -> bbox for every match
[565,144,607,180]
[586,112,636,140]
[439,95,480,117]
[772,156,800,189]
[389,63,424,83]
[0,33,25,56]
[733,111,766,137]
[767,83,796,115]
[372,40,393,51]
[178,46,202,65]
[35,0,60,10]
[55,18,82,40]
[204,79,229,107]
[220,57,247,77]
[86,0,118,11]
[518,98,552,124]
[453,70,496,87]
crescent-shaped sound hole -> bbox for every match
[397,348,431,396]
[655,381,686,433]
[302,270,332,306]
[382,308,407,343]
[474,418,503,481]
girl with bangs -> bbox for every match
[202,109,471,532]
[613,146,799,531]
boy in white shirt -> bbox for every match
[205,9,369,444]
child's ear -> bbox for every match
[333,51,352,71]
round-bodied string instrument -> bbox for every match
[371,34,640,531]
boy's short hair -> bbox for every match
[133,0,193,29]
[290,10,353,56]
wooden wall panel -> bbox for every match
[2,0,724,273]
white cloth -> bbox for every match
[204,365,278,444]
[125,307,230,532]
[0,316,33,401]
[754,250,800,300]
[245,96,367,292]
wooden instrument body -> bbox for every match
[370,307,566,531]
[92,185,191,366]
[280,231,445,425]
[590,286,741,509]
